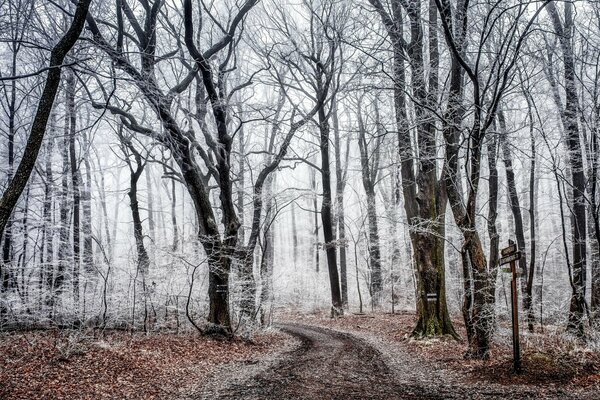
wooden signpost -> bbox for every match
[500,239,522,373]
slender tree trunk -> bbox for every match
[169,162,179,252]
[498,109,533,331]
[128,166,150,328]
[1,30,19,296]
[486,125,500,329]
[311,166,320,273]
[66,72,81,313]
[332,98,349,308]
[318,88,343,316]
[525,92,540,329]
[20,185,31,301]
[81,131,94,272]
[237,104,246,242]
[260,175,275,326]
[42,126,55,310]
[144,167,156,244]
[357,96,383,307]
[291,203,298,270]
[56,103,71,315]
[547,2,587,336]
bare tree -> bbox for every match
[0,0,92,319]
[367,0,456,336]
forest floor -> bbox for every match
[266,311,600,399]
[1,312,599,399]
[0,328,287,399]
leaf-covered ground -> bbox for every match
[0,329,286,399]
[2,313,599,399]
[281,311,600,396]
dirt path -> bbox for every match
[207,323,451,400]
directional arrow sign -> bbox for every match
[501,244,518,257]
[500,251,521,266]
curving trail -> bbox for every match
[209,323,447,400]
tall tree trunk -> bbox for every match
[486,124,500,332]
[20,184,31,301]
[1,54,16,293]
[125,152,150,329]
[357,96,383,307]
[525,92,540,329]
[169,162,179,252]
[498,109,533,331]
[318,83,343,316]
[332,98,349,308]
[547,2,587,336]
[311,165,320,273]
[81,131,94,272]
[144,167,156,245]
[66,72,81,313]
[435,0,492,356]
[368,0,456,336]
[589,110,600,324]
[237,104,246,242]
[56,101,71,315]
[291,202,298,270]
[42,123,55,310]
[260,174,275,326]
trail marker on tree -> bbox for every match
[500,239,522,373]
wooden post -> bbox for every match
[510,256,521,373]
[500,239,522,373]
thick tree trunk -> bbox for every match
[368,0,456,336]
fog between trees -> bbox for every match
[0,0,599,359]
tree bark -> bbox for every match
[547,1,587,336]
[66,71,81,312]
[332,98,349,308]
[357,95,383,308]
[498,109,534,331]
[317,80,343,316]
[81,131,94,272]
[368,0,456,336]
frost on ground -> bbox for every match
[282,311,600,399]
[0,329,287,399]
[1,313,599,399]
